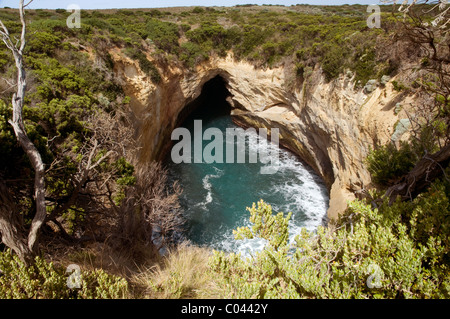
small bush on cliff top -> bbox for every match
[144,18,180,54]
[123,47,161,84]
[366,142,417,186]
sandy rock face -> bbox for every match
[111,53,403,220]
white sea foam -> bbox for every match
[211,218,269,256]
[171,119,329,257]
[196,168,223,209]
[209,130,329,257]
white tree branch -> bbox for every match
[0,0,45,254]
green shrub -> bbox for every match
[209,189,450,298]
[392,80,408,91]
[0,99,16,167]
[366,142,417,186]
[232,26,262,58]
[2,4,387,82]
[261,42,279,65]
[144,19,180,54]
[83,18,127,37]
[0,250,128,299]
[234,200,291,250]
[179,42,209,68]
[180,24,191,33]
[192,7,205,14]
[186,21,234,56]
[27,32,61,55]
[123,47,161,84]
[295,62,305,78]
[147,9,163,17]
[320,44,346,81]
[352,47,377,85]
[26,94,92,138]
[35,9,52,18]
[28,57,89,101]
[29,19,70,34]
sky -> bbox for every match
[0,0,385,9]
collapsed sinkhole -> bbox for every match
[163,74,330,251]
[163,75,329,254]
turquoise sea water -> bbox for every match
[165,111,329,255]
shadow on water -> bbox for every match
[174,75,232,129]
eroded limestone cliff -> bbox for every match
[110,51,409,219]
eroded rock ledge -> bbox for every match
[111,52,407,220]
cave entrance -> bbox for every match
[175,75,232,128]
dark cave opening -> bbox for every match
[175,75,232,128]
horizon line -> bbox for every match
[0,1,388,10]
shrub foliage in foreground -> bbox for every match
[0,251,128,299]
[209,183,449,298]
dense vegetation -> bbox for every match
[0,251,128,298]
[209,181,449,298]
[0,3,448,299]
[0,4,396,83]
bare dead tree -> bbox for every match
[40,104,183,261]
[381,1,449,79]
[401,2,450,157]
[111,163,184,258]
[0,0,47,261]
[42,109,132,242]
[391,0,449,27]
[0,3,183,265]
[385,143,450,203]
[87,110,184,255]
[379,0,450,202]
